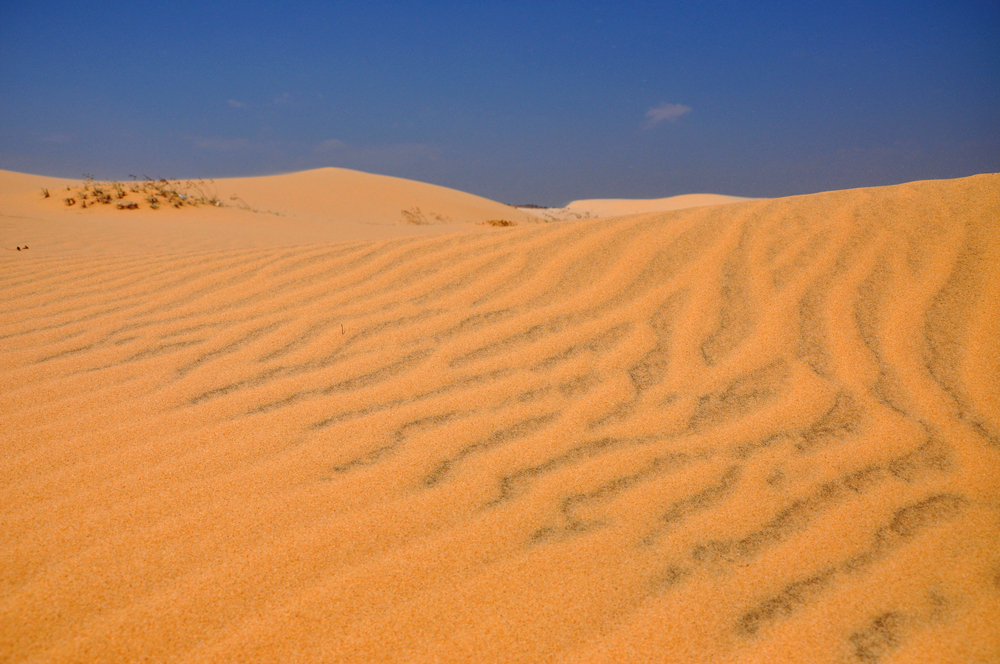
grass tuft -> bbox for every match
[47,175,229,212]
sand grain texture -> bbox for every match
[2,172,999,663]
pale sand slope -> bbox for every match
[1,173,999,663]
[0,167,537,255]
[520,193,756,221]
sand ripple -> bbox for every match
[2,174,999,662]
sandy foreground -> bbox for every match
[1,169,999,663]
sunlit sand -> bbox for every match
[2,169,998,663]
[519,193,756,221]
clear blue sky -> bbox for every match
[2,0,997,205]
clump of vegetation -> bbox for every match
[53,174,225,211]
[480,219,517,227]
[225,194,280,216]
[400,207,451,225]
[41,188,49,198]
[229,194,252,210]
[400,207,427,224]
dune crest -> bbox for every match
[1,173,999,663]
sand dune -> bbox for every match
[2,172,999,663]
[519,193,755,221]
[0,168,537,255]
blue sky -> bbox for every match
[1,1,997,205]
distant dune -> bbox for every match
[2,171,999,663]
[519,193,756,221]
[0,167,537,254]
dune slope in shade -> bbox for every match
[1,174,999,663]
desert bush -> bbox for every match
[401,207,429,225]
[400,207,452,224]
[46,174,231,212]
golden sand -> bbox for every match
[2,170,999,663]
[0,168,538,255]
[519,193,754,222]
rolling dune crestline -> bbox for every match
[1,170,999,663]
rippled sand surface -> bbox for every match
[2,173,999,663]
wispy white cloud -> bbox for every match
[643,103,692,128]
[227,99,246,108]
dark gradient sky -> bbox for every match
[2,1,998,205]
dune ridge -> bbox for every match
[2,173,999,663]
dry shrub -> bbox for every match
[46,175,228,212]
